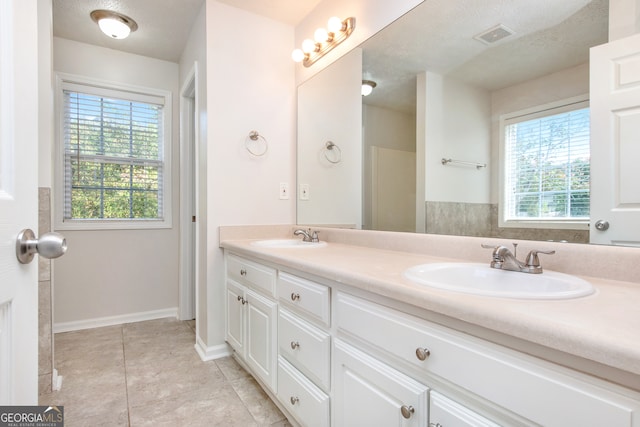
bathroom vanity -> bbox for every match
[221,226,640,427]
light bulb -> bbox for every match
[98,18,131,39]
[301,38,317,54]
[314,28,329,43]
[327,17,344,33]
[291,49,305,63]
[361,84,373,96]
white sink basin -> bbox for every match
[251,239,327,248]
[403,263,594,299]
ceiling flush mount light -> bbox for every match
[90,10,138,40]
[291,16,356,67]
[361,80,377,96]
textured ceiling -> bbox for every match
[52,0,321,62]
[362,0,609,113]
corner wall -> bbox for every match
[200,1,297,355]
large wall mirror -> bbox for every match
[297,0,614,244]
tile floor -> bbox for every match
[39,317,292,427]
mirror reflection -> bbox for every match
[297,0,610,244]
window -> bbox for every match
[501,97,590,229]
[56,75,171,229]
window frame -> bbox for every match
[54,73,172,230]
[498,94,590,230]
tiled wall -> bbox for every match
[425,201,589,244]
[38,188,53,395]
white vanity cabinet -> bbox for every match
[276,272,331,427]
[335,291,640,427]
[223,250,640,427]
[225,254,278,392]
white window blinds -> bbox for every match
[62,88,165,221]
[504,102,590,222]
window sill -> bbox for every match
[55,219,172,231]
[499,219,589,231]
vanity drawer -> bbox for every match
[278,356,330,427]
[335,292,640,427]
[227,253,276,296]
[277,272,330,326]
[278,308,331,391]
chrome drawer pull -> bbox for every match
[290,396,299,405]
[237,295,242,301]
[290,292,300,301]
[240,269,247,276]
[415,347,431,361]
[290,341,300,350]
[401,405,415,419]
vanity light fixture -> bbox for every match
[90,10,138,40]
[361,80,377,96]
[291,16,356,67]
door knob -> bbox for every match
[16,229,67,264]
[594,220,609,231]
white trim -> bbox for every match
[498,94,590,230]
[178,62,198,321]
[53,307,178,333]
[53,72,173,231]
[194,336,231,361]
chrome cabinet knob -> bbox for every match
[415,347,430,361]
[290,292,300,301]
[16,229,67,264]
[290,341,300,350]
[240,268,247,276]
[400,405,415,419]
[290,396,299,405]
[595,220,609,231]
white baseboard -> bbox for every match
[53,307,179,333]
[195,336,231,361]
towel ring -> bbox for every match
[245,131,268,156]
[323,141,341,164]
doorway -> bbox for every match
[179,63,198,321]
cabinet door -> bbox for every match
[225,280,245,354]
[246,288,278,392]
[429,391,501,427]
[333,339,428,427]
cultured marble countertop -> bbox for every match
[220,228,640,391]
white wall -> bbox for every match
[202,0,296,355]
[490,62,589,204]
[297,49,362,227]
[52,38,181,328]
[421,72,491,204]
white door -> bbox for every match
[0,0,40,404]
[590,33,640,245]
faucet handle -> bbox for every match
[311,231,319,243]
[524,249,556,269]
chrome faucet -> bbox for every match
[481,243,555,274]
[294,228,319,243]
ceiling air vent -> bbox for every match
[473,24,514,45]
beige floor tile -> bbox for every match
[128,383,258,427]
[52,319,292,426]
[215,356,252,382]
[126,352,226,408]
[230,376,288,426]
